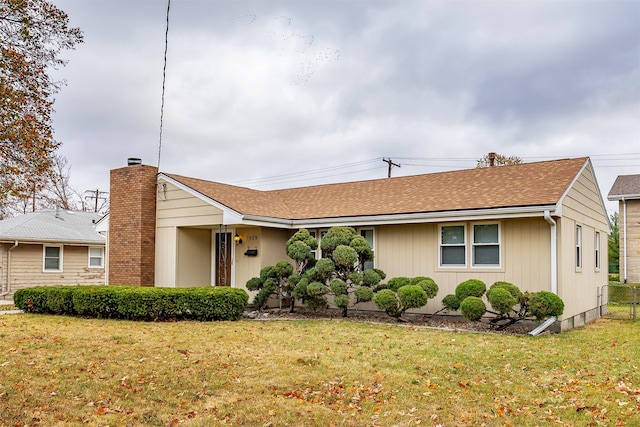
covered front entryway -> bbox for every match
[215,230,232,286]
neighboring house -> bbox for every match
[107,157,609,330]
[0,209,106,299]
[608,174,640,284]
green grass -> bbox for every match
[0,315,638,426]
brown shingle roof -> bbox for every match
[608,174,640,200]
[165,157,588,220]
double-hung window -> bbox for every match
[595,231,600,270]
[472,224,500,266]
[359,229,375,270]
[89,247,104,268]
[440,225,466,267]
[43,246,63,272]
[576,225,582,269]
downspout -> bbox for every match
[531,211,558,336]
[0,241,18,298]
[543,211,557,294]
[622,197,627,284]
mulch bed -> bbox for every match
[245,307,541,335]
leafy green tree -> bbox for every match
[608,212,619,271]
[0,0,83,206]
[441,280,564,330]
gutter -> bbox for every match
[0,241,18,298]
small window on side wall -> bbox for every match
[43,246,62,272]
[89,247,104,268]
[360,229,375,270]
[595,232,600,270]
[576,225,582,269]
[440,225,466,267]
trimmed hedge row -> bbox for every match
[13,286,249,321]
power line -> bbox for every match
[157,0,171,170]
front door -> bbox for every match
[215,232,232,286]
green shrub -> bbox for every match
[333,294,350,309]
[387,277,411,292]
[441,294,460,311]
[354,286,373,303]
[306,281,326,297]
[415,278,438,299]
[332,245,358,268]
[397,285,428,310]
[373,289,400,317]
[455,279,487,301]
[460,296,486,321]
[486,287,517,315]
[329,279,348,296]
[14,285,248,321]
[529,291,564,321]
[488,281,523,300]
[362,269,381,287]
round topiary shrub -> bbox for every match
[333,294,350,309]
[332,245,358,268]
[373,289,399,314]
[442,294,460,311]
[529,291,565,321]
[488,281,523,300]
[415,278,438,299]
[387,277,411,292]
[362,269,382,287]
[330,279,348,296]
[455,279,487,301]
[460,296,486,321]
[315,258,335,278]
[306,281,326,297]
[487,287,517,315]
[354,286,373,303]
[397,285,428,310]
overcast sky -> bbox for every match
[50,0,639,215]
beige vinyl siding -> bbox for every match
[557,164,609,324]
[155,226,177,287]
[156,182,224,227]
[375,218,552,314]
[4,243,104,296]
[621,200,640,283]
[176,228,211,287]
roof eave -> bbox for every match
[0,238,105,245]
[608,193,640,201]
[241,204,561,229]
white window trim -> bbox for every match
[471,222,501,268]
[439,223,467,268]
[43,245,63,273]
[595,231,600,271]
[576,225,582,270]
[88,246,105,269]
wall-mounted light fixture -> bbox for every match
[234,233,243,244]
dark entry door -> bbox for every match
[215,232,232,286]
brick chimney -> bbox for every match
[108,159,158,286]
[488,152,497,167]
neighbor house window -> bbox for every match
[359,229,375,270]
[576,225,582,269]
[595,232,600,270]
[472,223,500,266]
[43,246,62,272]
[440,225,466,266]
[88,247,104,268]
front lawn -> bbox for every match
[0,315,638,426]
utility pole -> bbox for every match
[84,189,109,213]
[382,158,401,178]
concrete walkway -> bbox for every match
[0,299,23,314]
